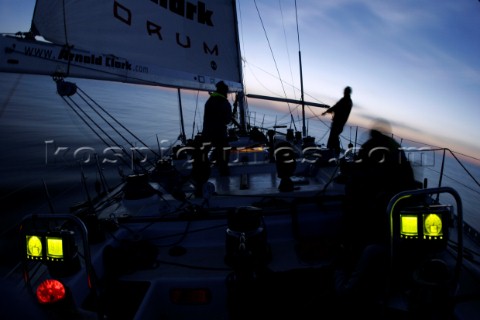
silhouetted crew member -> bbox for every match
[334,120,418,315]
[342,119,417,248]
[202,81,232,175]
[322,86,353,155]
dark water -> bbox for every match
[0,74,186,232]
[1,73,479,239]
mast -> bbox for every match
[298,51,306,137]
[177,88,187,144]
[232,0,247,134]
[295,0,307,137]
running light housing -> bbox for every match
[36,279,66,304]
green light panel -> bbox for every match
[46,237,64,261]
[26,235,44,260]
[400,214,418,239]
[423,213,443,240]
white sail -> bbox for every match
[0,0,243,91]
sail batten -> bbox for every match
[1,0,242,91]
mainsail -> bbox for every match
[0,0,243,92]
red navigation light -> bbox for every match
[36,279,66,304]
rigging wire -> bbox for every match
[244,60,329,110]
[191,90,201,139]
[294,0,307,136]
[61,96,119,158]
[75,92,154,166]
[60,90,150,170]
[239,1,332,139]
[76,87,161,159]
[278,0,297,101]
[253,0,297,132]
[177,89,187,144]
[0,74,22,118]
[61,0,68,46]
[236,0,248,94]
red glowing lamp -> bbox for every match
[36,279,66,304]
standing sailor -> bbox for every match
[322,86,353,155]
[202,81,232,175]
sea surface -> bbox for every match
[0,74,188,232]
[1,73,479,243]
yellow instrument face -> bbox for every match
[424,213,443,236]
[27,235,43,257]
[47,237,64,258]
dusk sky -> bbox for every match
[1,0,480,158]
[236,1,480,158]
